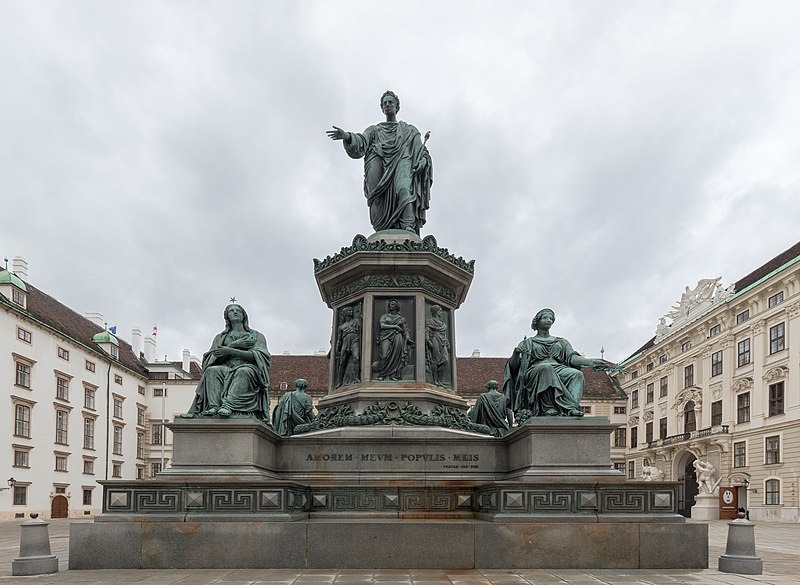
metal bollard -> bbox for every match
[11,513,59,576]
[718,511,763,575]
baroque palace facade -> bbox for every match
[2,257,625,520]
[619,241,800,522]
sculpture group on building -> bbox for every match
[327,90,433,234]
[693,459,720,494]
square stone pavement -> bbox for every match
[0,519,798,585]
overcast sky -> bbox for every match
[3,1,799,365]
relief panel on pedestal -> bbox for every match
[371,297,416,381]
[424,301,452,388]
[334,301,362,388]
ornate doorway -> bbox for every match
[50,495,68,518]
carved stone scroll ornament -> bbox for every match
[314,234,475,274]
[763,366,789,383]
[732,377,754,393]
[294,401,492,435]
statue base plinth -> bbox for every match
[691,493,720,520]
[317,381,469,415]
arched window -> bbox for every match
[765,479,780,505]
[684,400,696,433]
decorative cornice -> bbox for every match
[764,366,789,383]
[314,234,475,274]
[732,377,753,393]
[331,274,456,303]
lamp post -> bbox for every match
[0,478,16,492]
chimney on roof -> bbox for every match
[131,328,142,358]
[12,257,28,280]
[182,349,190,373]
[471,349,481,357]
[144,335,156,363]
[86,312,104,327]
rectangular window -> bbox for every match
[681,340,692,353]
[17,326,32,343]
[736,310,750,324]
[56,377,69,400]
[84,387,95,410]
[709,324,721,338]
[765,435,780,465]
[765,479,780,505]
[683,364,694,388]
[83,459,94,474]
[55,410,69,445]
[769,323,785,354]
[82,489,93,506]
[646,383,654,403]
[659,376,668,398]
[137,407,146,426]
[614,406,626,414]
[151,423,164,445]
[631,370,639,380]
[151,462,162,477]
[137,432,145,458]
[114,374,123,385]
[768,291,784,307]
[769,382,784,416]
[137,467,144,480]
[113,426,123,455]
[13,449,30,468]
[659,354,668,364]
[112,463,122,478]
[659,417,668,440]
[153,387,167,397]
[711,351,723,377]
[57,346,70,361]
[15,361,31,388]
[85,359,95,372]
[113,398,123,419]
[733,441,746,468]
[11,288,25,306]
[645,421,653,444]
[737,338,751,367]
[627,461,635,480]
[614,462,626,473]
[13,485,27,506]
[646,362,653,372]
[83,417,95,449]
[138,385,145,395]
[711,400,722,426]
[737,392,750,424]
[630,426,638,448]
[614,427,626,448]
[55,455,68,472]
[631,390,638,409]
[581,405,592,414]
[15,404,31,437]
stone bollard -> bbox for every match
[718,512,763,575]
[12,513,59,576]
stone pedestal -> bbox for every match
[12,516,59,576]
[691,493,720,520]
[718,517,763,574]
[314,233,473,413]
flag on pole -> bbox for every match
[108,325,117,334]
[152,324,158,337]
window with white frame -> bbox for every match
[57,346,70,361]
[56,376,69,401]
[765,435,781,465]
[83,417,95,449]
[113,397,123,419]
[646,383,653,403]
[55,410,69,445]
[709,324,721,337]
[659,376,668,398]
[85,359,96,372]
[14,403,31,438]
[733,441,746,468]
[736,310,749,324]
[137,432,145,459]
[15,360,32,388]
[711,351,723,377]
[84,387,95,410]
[627,461,635,480]
[151,423,164,445]
[769,323,785,354]
[737,338,751,367]
[17,326,32,343]
[683,364,694,388]
[113,425,123,455]
[769,382,784,416]
[765,479,780,505]
[768,291,784,307]
[737,392,750,424]
[55,454,68,472]
[13,448,30,468]
[83,459,94,474]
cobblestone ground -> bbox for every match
[0,519,797,584]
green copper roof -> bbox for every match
[92,330,119,346]
[0,270,27,291]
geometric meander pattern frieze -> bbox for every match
[104,484,677,516]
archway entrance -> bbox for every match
[50,495,68,518]
[675,453,698,517]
